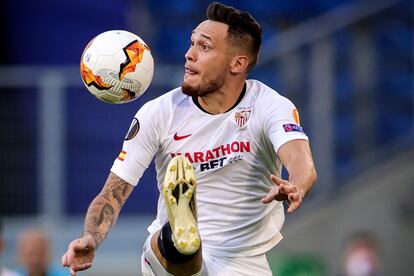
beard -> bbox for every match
[182,72,225,97]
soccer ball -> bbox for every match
[80,30,154,104]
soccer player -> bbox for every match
[62,2,317,275]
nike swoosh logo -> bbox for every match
[173,133,192,140]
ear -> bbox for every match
[230,55,249,74]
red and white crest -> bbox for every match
[234,109,252,128]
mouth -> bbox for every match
[184,66,198,76]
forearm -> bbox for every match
[83,172,134,248]
[83,194,116,248]
[287,156,317,198]
[278,140,317,198]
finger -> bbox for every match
[72,262,92,271]
[66,239,82,264]
[61,253,68,267]
[70,267,76,276]
[287,202,299,213]
[280,184,297,194]
[287,198,302,213]
[261,186,280,204]
[288,192,299,202]
[66,247,76,265]
[271,175,289,186]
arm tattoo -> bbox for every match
[112,183,130,205]
[85,231,104,246]
[102,176,128,194]
[83,173,134,248]
[95,202,115,227]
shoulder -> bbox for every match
[133,87,189,135]
[137,86,188,115]
[247,79,296,110]
[137,87,188,117]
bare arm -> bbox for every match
[278,139,317,198]
[83,172,134,248]
[262,139,317,213]
[62,172,134,275]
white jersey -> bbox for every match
[111,79,308,257]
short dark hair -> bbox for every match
[206,2,262,72]
[345,231,380,251]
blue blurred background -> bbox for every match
[0,0,413,275]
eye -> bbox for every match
[189,40,194,47]
[201,44,209,50]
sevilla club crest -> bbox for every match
[234,109,252,128]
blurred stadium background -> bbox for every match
[0,0,413,275]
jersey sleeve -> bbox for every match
[263,96,309,154]
[110,102,161,186]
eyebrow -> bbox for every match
[191,30,213,41]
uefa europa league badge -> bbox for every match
[234,108,252,128]
[125,118,140,140]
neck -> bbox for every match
[197,80,246,114]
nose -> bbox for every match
[185,46,196,62]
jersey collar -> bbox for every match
[192,83,247,115]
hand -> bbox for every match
[261,175,305,213]
[61,233,96,276]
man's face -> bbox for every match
[18,233,50,273]
[182,20,232,97]
[345,243,380,276]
